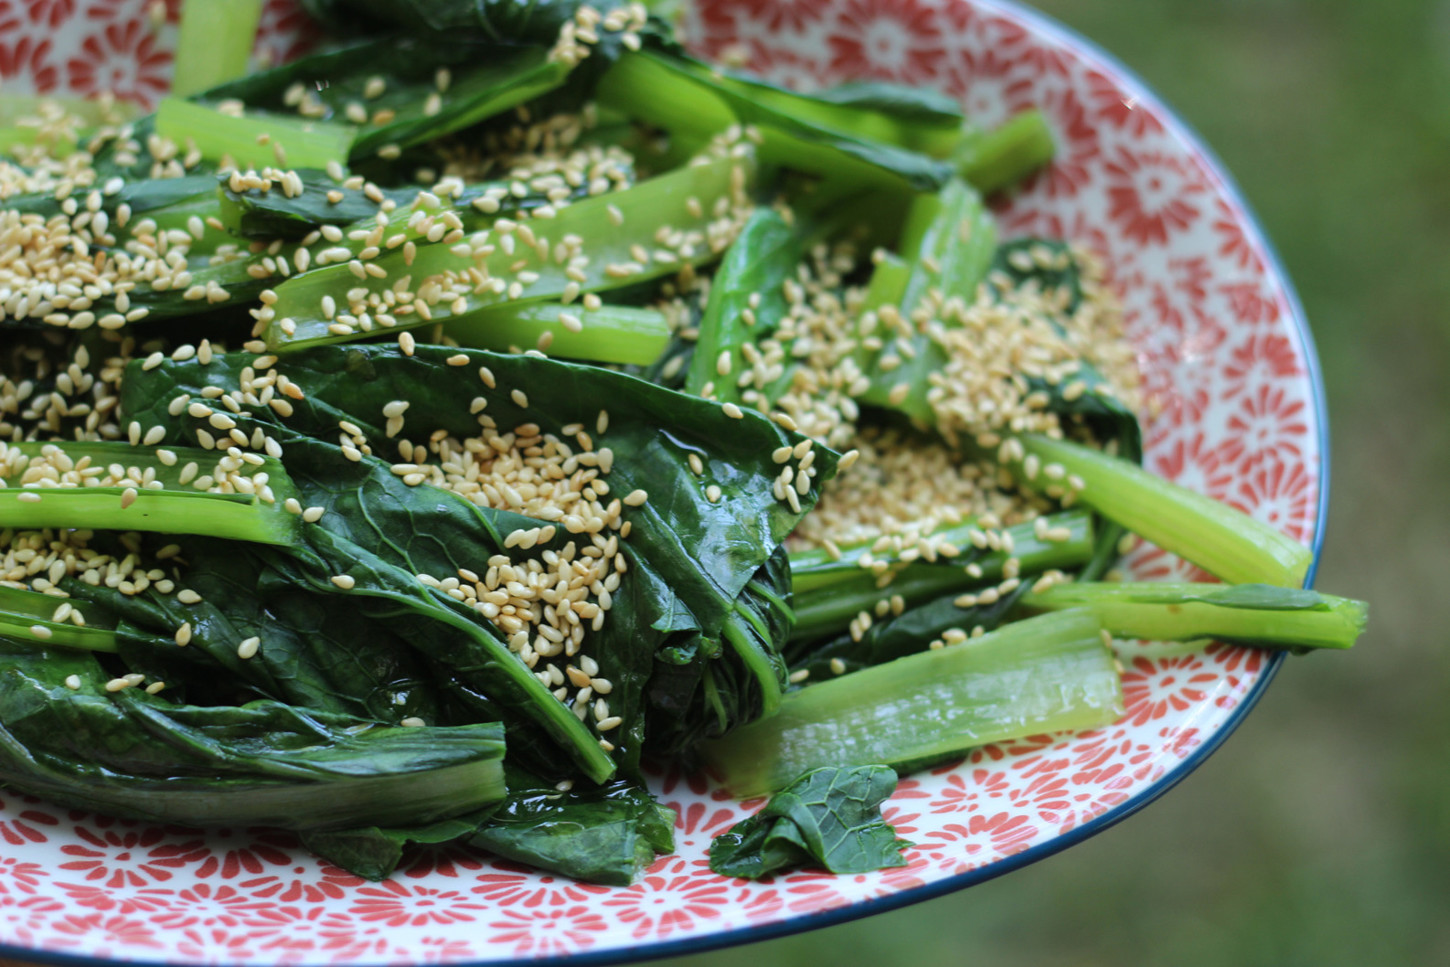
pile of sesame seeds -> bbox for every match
[381,395,639,750]
[702,226,1139,657]
[548,3,652,67]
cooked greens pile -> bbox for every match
[0,0,1365,884]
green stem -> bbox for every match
[0,441,301,545]
[266,151,756,351]
[721,606,784,718]
[858,177,995,424]
[444,302,671,365]
[1019,582,1366,651]
[788,509,1094,641]
[702,609,1122,796]
[956,109,1056,195]
[1011,434,1313,588]
[0,587,117,653]
[171,0,265,98]
[156,98,353,169]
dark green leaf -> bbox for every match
[119,344,835,776]
[708,765,908,879]
[0,640,505,830]
[467,765,675,885]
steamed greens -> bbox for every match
[0,0,1365,885]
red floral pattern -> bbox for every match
[0,0,1322,962]
[65,13,171,107]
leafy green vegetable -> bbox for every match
[856,177,996,425]
[704,609,1123,796]
[194,37,573,165]
[596,49,956,193]
[645,544,795,762]
[0,640,506,830]
[1002,434,1313,588]
[445,301,670,364]
[787,581,1032,684]
[264,150,756,351]
[0,586,118,654]
[708,765,908,879]
[298,0,609,46]
[786,508,1095,644]
[1019,582,1367,651]
[684,207,803,403]
[170,0,265,97]
[0,442,303,545]
[119,344,836,776]
[954,109,1056,195]
[468,766,676,885]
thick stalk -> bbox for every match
[702,609,1122,796]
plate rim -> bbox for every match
[0,1,1330,964]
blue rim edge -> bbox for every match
[0,2,1331,966]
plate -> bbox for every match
[0,0,1327,963]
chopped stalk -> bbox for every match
[788,509,1094,641]
[0,587,117,653]
[0,441,302,545]
[684,207,802,404]
[1008,433,1313,587]
[444,302,671,365]
[1020,582,1366,651]
[721,607,784,717]
[266,151,756,351]
[596,50,952,192]
[956,109,1056,195]
[156,98,353,169]
[171,0,265,97]
[858,178,996,424]
[703,609,1123,796]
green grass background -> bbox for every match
[644,1,1450,965]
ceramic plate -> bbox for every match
[0,0,1326,963]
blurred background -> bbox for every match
[646,0,1450,964]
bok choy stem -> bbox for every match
[1019,582,1366,650]
[703,609,1123,796]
